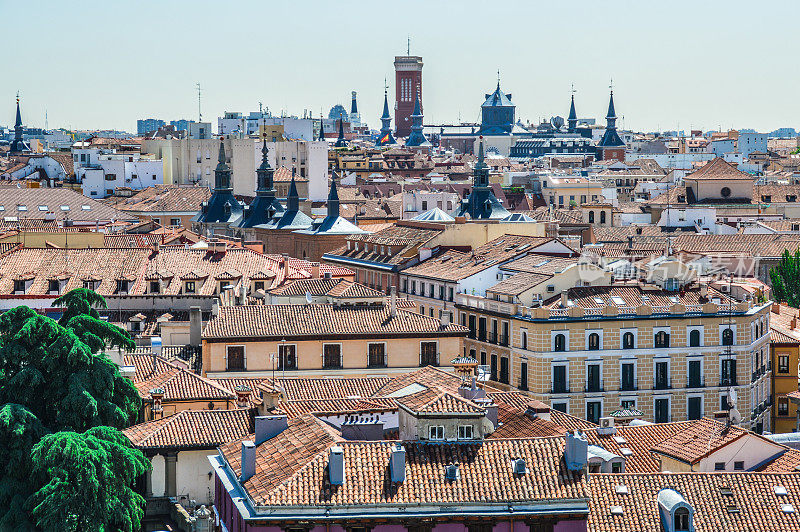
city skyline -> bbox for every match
[4,0,799,133]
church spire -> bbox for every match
[256,139,274,195]
[377,81,396,146]
[15,92,22,129]
[10,92,28,154]
[318,117,326,141]
[473,136,489,188]
[606,90,617,129]
[568,88,578,133]
[334,118,347,148]
[404,89,429,147]
[327,173,340,217]
[287,175,300,212]
[214,139,232,191]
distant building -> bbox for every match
[169,119,193,132]
[137,118,166,136]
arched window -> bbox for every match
[689,329,701,347]
[554,333,566,352]
[521,331,528,350]
[600,211,607,224]
[674,507,690,531]
[588,211,595,223]
[722,328,734,346]
[588,333,600,351]
[655,331,670,348]
[622,332,635,349]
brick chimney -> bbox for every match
[234,385,251,408]
[311,262,320,279]
[389,286,397,317]
[282,253,290,278]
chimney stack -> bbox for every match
[212,297,220,317]
[311,262,320,279]
[390,443,406,483]
[561,290,569,308]
[234,385,251,408]
[328,446,345,485]
[389,286,397,317]
[149,387,165,419]
[565,431,588,472]
[240,441,256,482]
[189,306,202,346]
[282,253,290,278]
[255,415,288,445]
[440,307,450,328]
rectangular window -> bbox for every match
[323,344,342,369]
[654,361,669,389]
[552,365,567,393]
[688,397,702,420]
[714,462,725,471]
[734,461,744,471]
[457,425,473,440]
[185,281,196,294]
[278,344,297,370]
[499,356,509,384]
[420,342,437,366]
[654,398,669,423]
[621,399,636,410]
[149,281,160,294]
[115,280,129,294]
[586,401,601,424]
[226,346,245,371]
[490,354,498,381]
[779,398,790,416]
[519,361,528,390]
[428,425,444,440]
[587,363,601,392]
[779,355,790,374]
[552,402,567,413]
[254,281,265,292]
[48,280,60,293]
[367,343,386,367]
[721,359,737,386]
[621,363,635,391]
[688,360,702,388]
[170,218,180,226]
[448,286,454,301]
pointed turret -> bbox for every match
[334,119,347,148]
[455,136,509,220]
[377,86,396,146]
[479,80,515,136]
[606,91,617,129]
[214,140,232,191]
[598,89,625,160]
[350,91,358,115]
[9,93,29,154]
[287,175,300,212]
[404,91,429,147]
[318,119,326,141]
[256,139,274,195]
[327,173,340,218]
[567,94,578,133]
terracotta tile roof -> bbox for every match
[219,414,587,507]
[123,353,234,402]
[588,472,800,531]
[105,185,212,213]
[490,403,572,439]
[268,278,383,299]
[209,377,266,407]
[487,271,551,295]
[686,157,754,180]
[202,303,468,340]
[0,246,307,297]
[276,397,396,417]
[649,417,750,465]
[501,253,580,275]
[373,366,487,397]
[487,392,596,433]
[396,387,485,414]
[124,409,253,450]
[759,448,800,472]
[258,376,391,401]
[771,327,800,344]
[326,223,444,266]
[0,186,137,222]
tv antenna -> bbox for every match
[196,83,203,122]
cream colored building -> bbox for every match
[456,283,772,432]
[201,298,468,379]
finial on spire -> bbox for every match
[407,35,410,55]
[609,78,614,93]
[571,83,575,95]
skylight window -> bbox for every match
[615,485,629,494]
[782,504,795,514]
[613,436,627,444]
[611,296,626,306]
[60,205,70,211]
[610,506,623,516]
[619,448,633,456]
[593,297,605,305]
[17,205,27,211]
[534,259,551,267]
[81,205,91,211]
[775,486,788,496]
[38,205,48,211]
[641,295,650,302]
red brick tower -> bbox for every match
[394,54,423,138]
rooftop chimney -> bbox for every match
[255,415,288,445]
[390,443,406,483]
[151,336,163,358]
[565,431,588,472]
[561,290,569,308]
[282,253,290,278]
[773,302,781,314]
[149,387,165,418]
[440,307,450,328]
[328,445,344,486]
[234,385,251,408]
[189,306,202,346]
[212,297,220,317]
[240,441,256,482]
[389,286,397,317]
[311,262,320,279]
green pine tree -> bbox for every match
[770,249,800,308]
[0,289,147,531]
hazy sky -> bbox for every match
[4,0,798,134]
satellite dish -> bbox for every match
[305,291,312,304]
[728,406,742,425]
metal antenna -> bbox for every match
[196,83,202,122]
[407,35,410,55]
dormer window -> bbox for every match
[149,281,160,294]
[675,508,690,531]
[48,280,60,294]
[185,281,196,294]
[116,280,129,294]
[83,280,98,290]
[13,279,27,294]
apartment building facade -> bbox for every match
[456,284,772,432]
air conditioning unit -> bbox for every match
[599,417,615,428]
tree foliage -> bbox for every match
[0,289,147,531]
[770,249,800,308]
[28,428,149,532]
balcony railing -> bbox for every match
[653,377,672,390]
[686,376,705,389]
[419,352,440,367]
[620,378,638,392]
[551,382,570,394]
[719,377,738,387]
[499,334,509,347]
